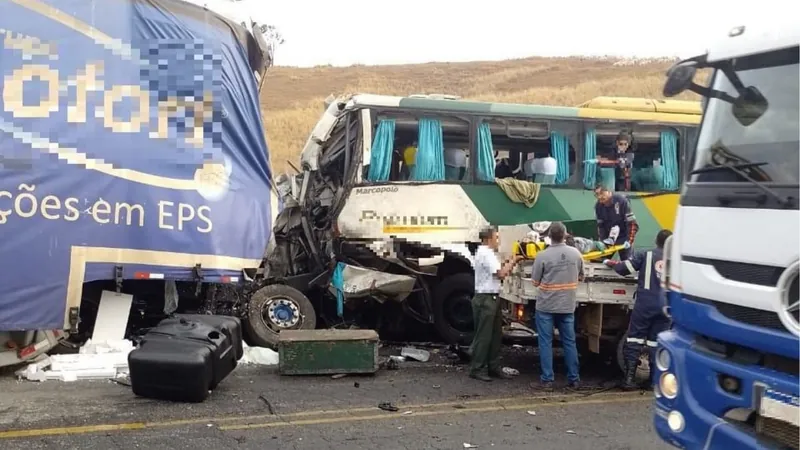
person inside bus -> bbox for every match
[597,132,635,191]
[593,185,638,260]
[397,140,417,180]
[444,147,467,181]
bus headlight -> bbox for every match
[656,348,671,371]
[660,372,679,399]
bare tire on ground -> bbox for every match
[244,284,317,350]
[433,273,475,345]
[616,331,651,382]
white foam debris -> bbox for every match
[239,342,279,366]
[17,339,133,382]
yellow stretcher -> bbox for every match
[512,241,628,261]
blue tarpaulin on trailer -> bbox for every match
[0,0,273,329]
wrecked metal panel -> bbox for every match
[328,265,416,303]
[337,185,489,247]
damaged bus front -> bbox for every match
[248,94,700,349]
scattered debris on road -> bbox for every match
[502,367,520,377]
[240,343,279,366]
[527,410,536,416]
[331,373,347,379]
[258,395,276,414]
[16,339,133,382]
[378,401,399,412]
[400,347,430,362]
[463,443,478,449]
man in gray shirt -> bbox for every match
[530,222,584,390]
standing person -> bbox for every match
[469,227,524,382]
[529,222,584,390]
[604,229,672,390]
[597,131,635,191]
[593,185,638,260]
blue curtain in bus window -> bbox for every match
[477,122,496,182]
[367,119,395,182]
[583,128,597,189]
[412,118,445,181]
[660,129,680,190]
[550,131,570,184]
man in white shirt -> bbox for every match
[469,226,524,382]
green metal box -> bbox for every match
[278,329,379,375]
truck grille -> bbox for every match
[684,257,783,286]
[756,416,799,449]
[711,301,789,334]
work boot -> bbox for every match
[531,380,554,392]
[621,362,638,391]
[469,372,493,382]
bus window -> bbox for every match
[478,118,576,185]
[590,125,681,192]
[364,113,470,183]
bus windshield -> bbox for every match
[691,47,799,185]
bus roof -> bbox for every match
[344,94,702,126]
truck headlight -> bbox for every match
[667,410,685,433]
[656,348,671,371]
[660,372,678,399]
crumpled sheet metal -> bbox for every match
[328,264,416,303]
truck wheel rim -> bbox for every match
[263,297,301,330]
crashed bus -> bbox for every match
[251,94,701,358]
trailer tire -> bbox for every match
[616,331,651,382]
[433,273,475,345]
[244,284,317,350]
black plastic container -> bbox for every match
[160,314,243,361]
[129,320,236,402]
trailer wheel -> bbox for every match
[433,273,475,345]
[616,332,651,382]
[245,284,317,350]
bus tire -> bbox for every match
[433,273,475,345]
[244,284,317,350]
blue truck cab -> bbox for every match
[654,23,799,449]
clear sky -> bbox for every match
[238,0,775,67]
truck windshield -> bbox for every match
[691,47,799,185]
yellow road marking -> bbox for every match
[0,392,649,439]
[220,395,652,431]
[0,423,146,440]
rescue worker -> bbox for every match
[529,222,584,391]
[603,229,672,390]
[469,226,524,382]
[597,131,635,191]
[593,184,638,260]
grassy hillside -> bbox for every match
[260,57,703,173]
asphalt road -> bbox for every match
[0,347,670,450]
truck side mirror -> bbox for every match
[664,63,697,98]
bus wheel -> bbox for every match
[245,284,317,350]
[433,273,475,345]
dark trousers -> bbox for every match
[469,293,503,376]
[624,301,670,384]
[617,246,633,261]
